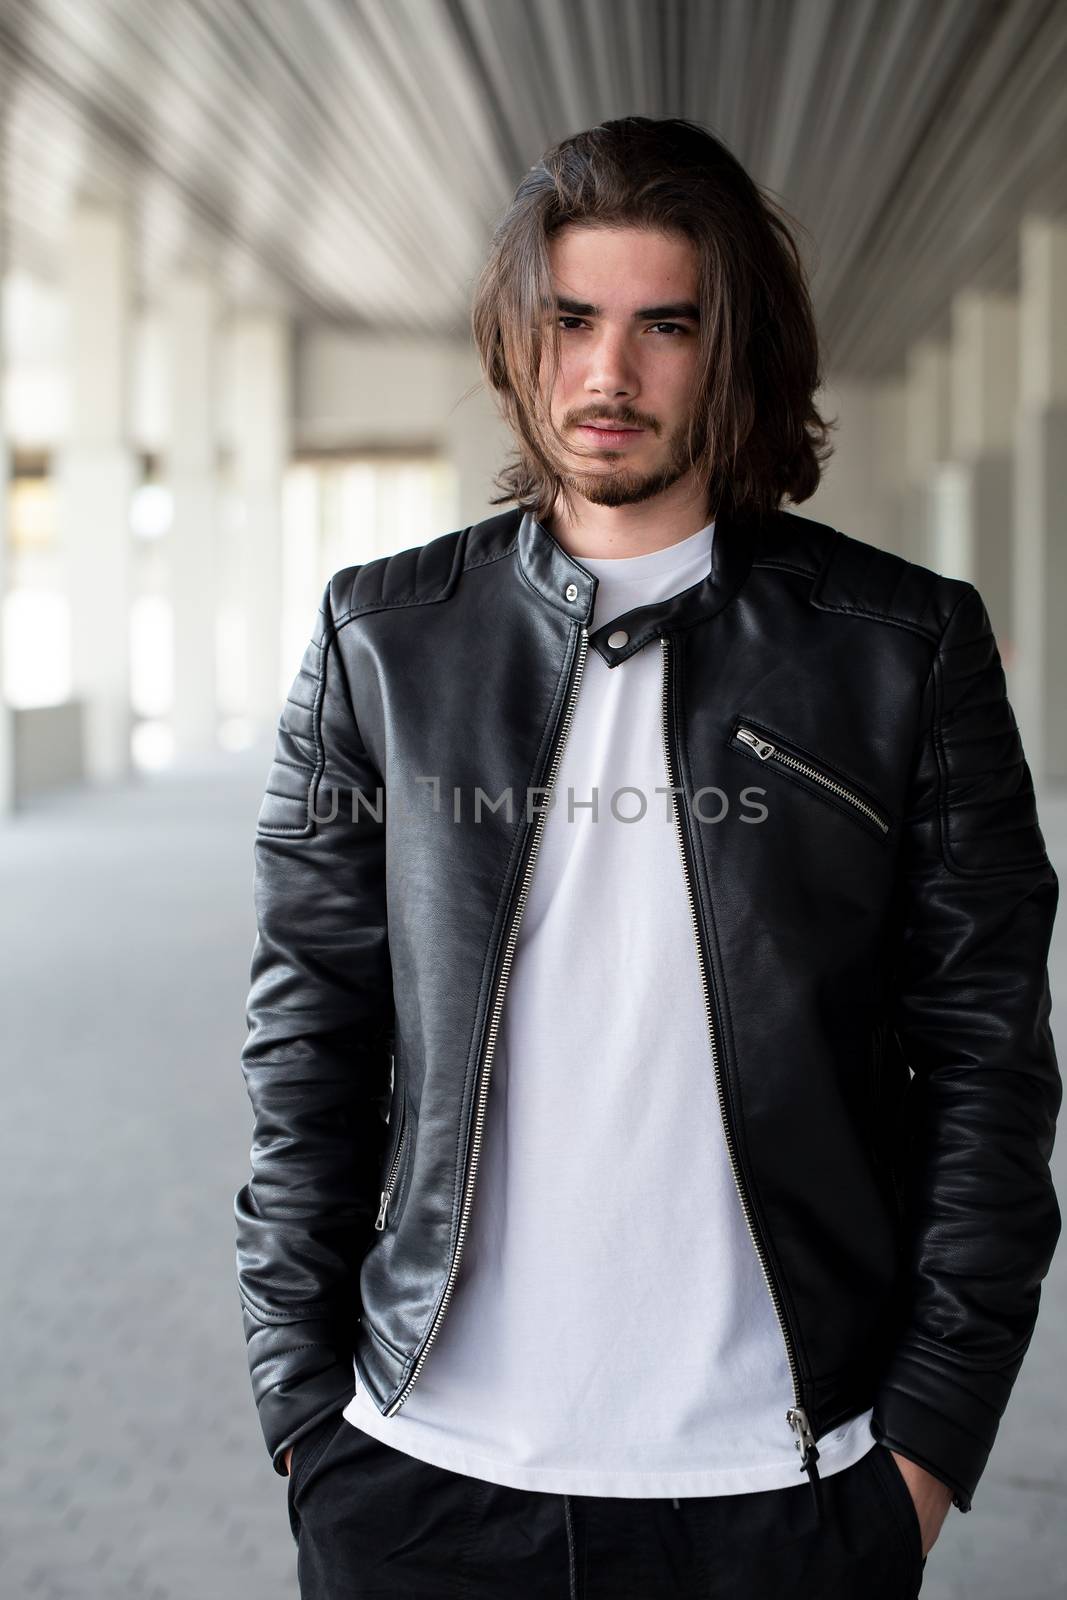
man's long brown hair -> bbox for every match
[470,116,834,525]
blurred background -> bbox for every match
[0,1,1064,1596]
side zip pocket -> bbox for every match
[375,1090,408,1232]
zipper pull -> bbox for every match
[787,1406,825,1525]
[374,1188,391,1231]
[736,727,776,760]
[786,1406,820,1471]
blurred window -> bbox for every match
[276,450,457,702]
[3,453,70,707]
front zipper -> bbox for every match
[732,723,889,836]
[662,641,823,1501]
[384,622,591,1416]
[374,1092,408,1232]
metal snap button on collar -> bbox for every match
[607,629,629,648]
[564,582,579,602]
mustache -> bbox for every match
[569,412,658,431]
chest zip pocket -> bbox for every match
[732,723,891,837]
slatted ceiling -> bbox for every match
[818,0,1067,372]
[0,0,1064,374]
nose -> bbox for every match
[583,328,639,403]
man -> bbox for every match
[235,117,1060,1598]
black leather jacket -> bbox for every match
[235,501,1061,1512]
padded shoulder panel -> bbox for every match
[810,526,965,642]
[326,509,523,624]
[329,526,469,622]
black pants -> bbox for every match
[287,1411,928,1599]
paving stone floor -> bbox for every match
[1,747,1064,1599]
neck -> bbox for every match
[543,476,714,561]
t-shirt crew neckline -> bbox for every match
[575,519,716,584]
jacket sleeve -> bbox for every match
[872,580,1061,1512]
[234,575,394,1477]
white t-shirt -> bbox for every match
[344,518,876,1494]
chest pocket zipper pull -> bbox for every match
[736,728,776,760]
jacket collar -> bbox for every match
[515,498,757,667]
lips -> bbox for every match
[577,423,645,445]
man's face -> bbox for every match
[539,223,706,509]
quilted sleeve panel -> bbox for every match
[933,585,1051,875]
[234,576,394,1476]
[872,580,1061,1511]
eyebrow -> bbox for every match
[551,294,701,322]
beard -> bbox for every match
[555,416,705,508]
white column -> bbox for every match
[444,349,512,526]
[166,275,220,756]
[904,339,952,570]
[56,203,137,784]
[229,313,291,730]
[945,290,1019,652]
[803,379,875,543]
[1013,216,1067,782]
[806,376,912,559]
[0,294,12,816]
[871,380,907,558]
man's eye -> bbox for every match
[555,317,689,335]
